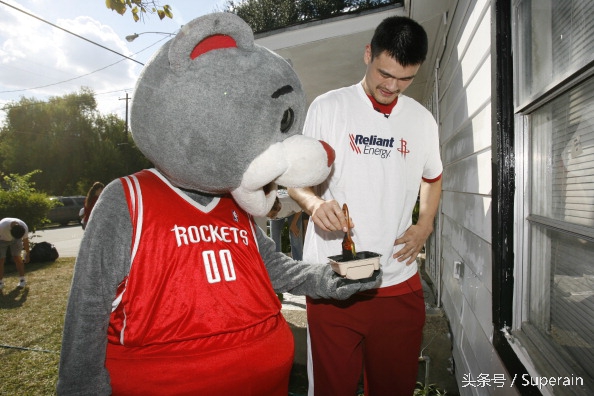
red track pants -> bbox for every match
[307,285,425,396]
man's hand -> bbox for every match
[393,223,432,265]
[310,199,351,232]
[394,178,442,265]
[287,187,353,233]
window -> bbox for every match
[513,0,594,390]
[515,0,594,107]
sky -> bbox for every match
[0,0,229,125]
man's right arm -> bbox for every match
[288,187,349,233]
[291,96,351,233]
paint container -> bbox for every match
[328,251,381,280]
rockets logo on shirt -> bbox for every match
[171,224,250,247]
[349,133,407,159]
[397,138,409,158]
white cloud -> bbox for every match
[0,2,141,122]
[0,0,229,125]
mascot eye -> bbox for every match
[280,108,294,133]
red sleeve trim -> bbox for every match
[422,173,442,183]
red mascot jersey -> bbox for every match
[105,169,294,395]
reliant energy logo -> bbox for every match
[349,134,409,159]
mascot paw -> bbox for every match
[316,266,383,300]
[333,269,383,300]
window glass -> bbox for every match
[530,76,594,227]
[516,0,594,105]
[528,225,594,379]
[526,74,594,382]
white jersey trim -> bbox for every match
[147,168,221,213]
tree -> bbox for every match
[102,0,398,30]
[226,0,300,32]
[1,89,98,194]
[0,89,151,196]
[299,0,352,20]
[90,114,152,182]
[225,0,401,33]
[105,0,173,22]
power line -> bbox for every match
[0,0,144,66]
[0,36,169,95]
[0,59,126,94]
[0,88,135,112]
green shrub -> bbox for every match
[0,171,54,231]
[414,382,447,395]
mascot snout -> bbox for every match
[232,135,335,216]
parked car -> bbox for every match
[47,196,85,226]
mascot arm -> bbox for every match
[255,227,381,300]
[57,182,132,395]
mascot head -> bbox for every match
[130,12,334,216]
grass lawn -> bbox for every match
[0,257,74,395]
[0,258,312,396]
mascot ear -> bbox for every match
[190,34,237,59]
[169,13,255,73]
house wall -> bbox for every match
[429,0,519,393]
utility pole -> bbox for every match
[119,93,131,134]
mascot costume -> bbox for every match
[57,12,380,395]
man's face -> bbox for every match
[362,45,421,105]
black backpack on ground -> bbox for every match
[30,242,59,263]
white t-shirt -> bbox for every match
[0,218,28,241]
[302,83,442,288]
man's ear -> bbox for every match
[364,44,372,65]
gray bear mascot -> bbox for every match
[57,12,380,395]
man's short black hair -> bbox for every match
[11,224,26,239]
[370,16,428,66]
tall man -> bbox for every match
[289,16,443,395]
[0,218,30,290]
